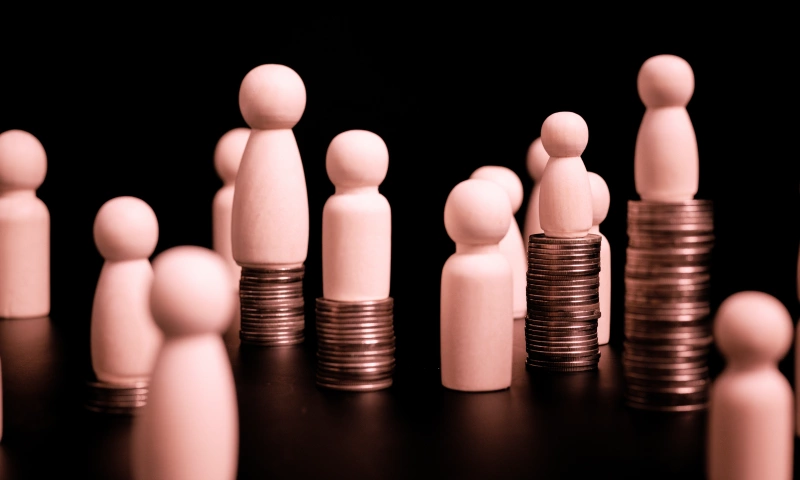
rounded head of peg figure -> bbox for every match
[93,196,159,261]
[239,64,307,130]
[526,137,548,182]
[587,172,610,226]
[713,291,793,366]
[214,128,250,184]
[326,130,389,189]
[540,112,589,158]
[637,54,694,108]
[0,129,47,191]
[150,246,237,337]
[444,179,512,245]
[470,166,524,214]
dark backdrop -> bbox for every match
[1,19,796,380]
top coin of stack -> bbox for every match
[231,64,310,347]
[623,54,712,411]
[524,111,603,373]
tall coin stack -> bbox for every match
[85,380,148,415]
[315,297,396,391]
[623,200,714,412]
[239,266,305,346]
[525,234,602,372]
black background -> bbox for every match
[0,17,797,478]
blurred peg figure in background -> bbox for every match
[469,166,527,321]
[0,129,49,319]
[588,172,611,345]
[523,137,549,242]
[441,178,513,392]
[708,291,793,480]
[213,127,250,292]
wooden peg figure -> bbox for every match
[232,64,308,269]
[470,166,527,320]
[322,130,391,301]
[91,197,162,385]
[0,129,49,319]
[708,291,793,480]
[213,127,250,289]
[797,244,800,436]
[538,112,593,238]
[523,137,549,241]
[132,246,238,480]
[634,54,698,202]
[588,172,611,345]
[441,179,513,392]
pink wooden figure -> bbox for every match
[1,355,3,442]
[132,246,238,480]
[470,165,527,321]
[634,54,698,202]
[213,127,250,290]
[91,197,162,385]
[523,137,549,242]
[232,64,308,269]
[441,179,513,392]
[797,245,800,436]
[538,112,593,238]
[588,172,611,345]
[322,130,391,301]
[708,291,794,480]
[0,129,49,319]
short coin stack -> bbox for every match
[623,199,714,412]
[85,380,148,415]
[315,297,396,391]
[239,266,305,346]
[525,233,602,372]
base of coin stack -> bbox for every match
[315,297,396,391]
[525,233,602,373]
[623,199,714,412]
[85,379,148,415]
[239,265,305,347]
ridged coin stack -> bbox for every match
[623,199,714,412]
[315,297,396,391]
[525,233,602,372]
[239,266,305,346]
[85,380,148,415]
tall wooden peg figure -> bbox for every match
[470,166,527,320]
[796,245,800,436]
[523,137,549,241]
[91,197,162,385]
[0,129,49,319]
[132,246,238,480]
[322,130,391,301]
[539,112,593,238]
[708,291,794,480]
[441,179,513,392]
[588,172,611,345]
[635,54,698,202]
[213,127,250,290]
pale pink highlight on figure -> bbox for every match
[634,54,698,202]
[588,172,611,345]
[231,64,308,268]
[90,196,162,385]
[0,129,49,319]
[708,291,793,480]
[539,112,593,238]
[132,246,238,480]
[470,166,527,321]
[322,130,391,301]
[441,179,513,392]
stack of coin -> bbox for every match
[525,233,602,372]
[239,266,305,346]
[85,380,148,415]
[623,199,714,412]
[315,297,395,391]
